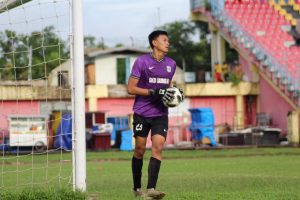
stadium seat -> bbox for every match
[221,0,300,89]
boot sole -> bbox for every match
[146,193,165,199]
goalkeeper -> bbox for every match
[127,30,183,199]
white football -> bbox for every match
[163,87,183,107]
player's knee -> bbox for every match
[134,146,145,158]
[152,144,163,155]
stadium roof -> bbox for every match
[86,47,151,58]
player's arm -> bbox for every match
[127,77,174,101]
[127,77,150,96]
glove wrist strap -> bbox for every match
[149,89,165,96]
[148,89,155,96]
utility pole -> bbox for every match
[130,36,134,47]
[27,37,32,81]
[28,45,32,81]
[157,7,161,27]
[100,37,104,49]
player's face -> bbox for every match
[153,35,169,53]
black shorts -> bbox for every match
[133,113,168,139]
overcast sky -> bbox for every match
[0,0,190,48]
[83,0,190,47]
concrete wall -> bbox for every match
[40,101,72,115]
[48,60,71,86]
[94,96,236,128]
[0,82,259,137]
[239,55,252,81]
[97,98,134,116]
[95,54,139,85]
[0,101,40,132]
[190,96,236,126]
[185,82,259,96]
[95,55,117,84]
[259,78,293,135]
[0,85,71,100]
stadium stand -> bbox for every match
[202,0,300,101]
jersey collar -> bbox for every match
[150,52,165,62]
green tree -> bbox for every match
[84,35,97,48]
[29,26,69,80]
[115,43,124,48]
[84,35,107,49]
[96,37,107,49]
[0,30,16,80]
[160,20,211,72]
[0,26,68,80]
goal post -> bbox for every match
[0,0,86,192]
[72,0,86,191]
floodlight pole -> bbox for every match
[72,0,86,191]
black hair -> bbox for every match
[148,30,168,49]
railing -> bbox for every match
[190,0,206,10]
[190,0,225,11]
[190,0,296,11]
[220,3,298,92]
[193,0,300,98]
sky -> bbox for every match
[0,0,190,48]
[83,0,190,47]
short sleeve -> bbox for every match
[172,61,177,76]
[130,57,143,79]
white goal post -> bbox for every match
[0,0,86,192]
[72,0,86,191]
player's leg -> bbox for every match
[132,114,150,197]
[132,136,147,197]
[146,116,168,199]
[146,135,166,199]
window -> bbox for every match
[117,58,126,84]
[58,71,69,87]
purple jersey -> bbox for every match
[130,53,176,117]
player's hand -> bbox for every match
[149,88,166,96]
[162,88,175,103]
[149,88,175,102]
[178,87,184,102]
[172,85,185,102]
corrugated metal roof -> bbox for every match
[87,47,150,58]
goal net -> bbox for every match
[0,0,85,191]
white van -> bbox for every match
[9,116,48,150]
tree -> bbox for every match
[160,20,211,72]
[84,35,97,48]
[0,30,17,80]
[84,35,107,49]
[115,43,124,48]
[0,26,68,80]
[96,37,107,49]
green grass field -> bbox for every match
[1,147,300,199]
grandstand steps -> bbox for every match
[281,4,300,43]
[284,40,296,47]
[281,25,292,32]
[233,29,297,106]
[289,27,300,45]
[190,0,300,145]
[258,65,299,109]
[192,1,300,108]
[261,65,297,103]
[282,5,300,19]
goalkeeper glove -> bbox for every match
[178,87,185,102]
[172,85,185,102]
[149,88,175,103]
